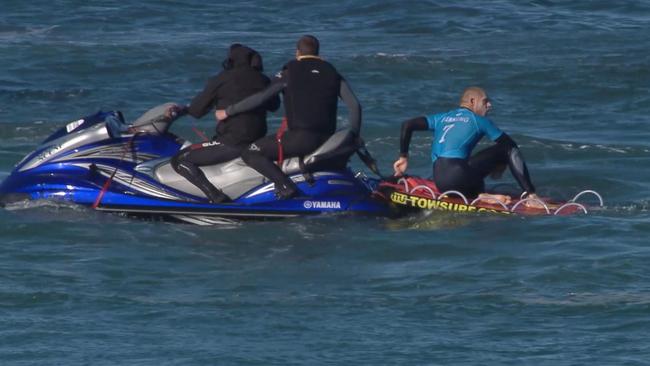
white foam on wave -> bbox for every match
[3,198,85,212]
[0,25,59,40]
[594,144,629,154]
[531,139,644,155]
[375,52,408,58]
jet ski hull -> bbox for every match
[0,106,390,224]
[0,168,386,222]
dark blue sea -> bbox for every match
[2,1,650,364]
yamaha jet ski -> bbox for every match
[0,103,389,224]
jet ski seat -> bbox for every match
[278,129,359,175]
[149,128,362,200]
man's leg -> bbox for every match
[467,145,514,205]
[240,135,288,191]
[433,158,484,198]
[241,131,327,199]
[469,142,536,196]
[468,144,509,179]
[171,140,242,203]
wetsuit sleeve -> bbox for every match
[339,79,362,135]
[263,75,281,112]
[265,91,281,112]
[424,113,443,130]
[399,116,428,157]
[225,77,286,116]
[496,133,536,194]
[478,116,504,141]
[187,76,222,118]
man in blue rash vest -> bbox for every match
[215,35,361,199]
[167,44,280,203]
[393,86,541,205]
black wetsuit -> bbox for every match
[225,56,361,197]
[171,45,280,202]
[400,116,535,197]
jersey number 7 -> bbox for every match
[439,124,455,143]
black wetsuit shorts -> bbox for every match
[433,143,509,198]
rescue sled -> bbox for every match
[374,176,604,216]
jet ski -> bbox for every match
[0,103,390,224]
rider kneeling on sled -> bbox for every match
[392,86,541,207]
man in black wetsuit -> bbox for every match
[169,44,280,203]
[393,87,541,206]
[215,35,361,199]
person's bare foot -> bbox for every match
[477,193,512,206]
[522,193,546,208]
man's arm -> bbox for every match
[219,78,286,119]
[187,77,221,118]
[266,91,281,113]
[262,75,281,113]
[393,116,428,176]
[495,133,536,194]
[339,79,361,135]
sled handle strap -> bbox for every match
[470,196,509,210]
[409,185,437,199]
[438,190,469,205]
[554,202,588,215]
[570,190,604,207]
[510,197,550,214]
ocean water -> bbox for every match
[2,1,650,365]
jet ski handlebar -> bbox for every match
[126,102,186,135]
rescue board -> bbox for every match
[374,176,603,216]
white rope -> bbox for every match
[397,177,409,192]
[409,185,437,199]
[570,190,604,207]
[470,197,509,210]
[510,198,550,214]
[554,202,588,215]
[438,190,468,205]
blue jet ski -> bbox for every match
[0,103,389,224]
